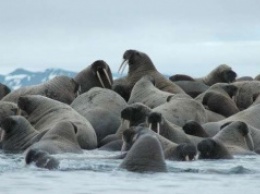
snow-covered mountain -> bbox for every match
[0,68,77,90]
[0,68,124,91]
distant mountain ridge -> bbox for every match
[0,68,124,90]
[0,68,77,90]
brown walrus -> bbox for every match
[113,49,185,101]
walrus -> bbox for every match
[71,87,127,144]
[74,60,113,94]
[119,134,167,173]
[128,76,174,108]
[153,94,207,127]
[212,121,255,155]
[202,103,260,136]
[202,91,240,117]
[113,49,185,100]
[18,95,97,150]
[27,121,83,155]
[195,83,238,103]
[99,103,152,150]
[0,116,46,153]
[232,81,260,110]
[25,149,60,170]
[2,75,80,104]
[196,64,237,86]
[197,139,233,159]
[147,112,203,145]
[0,83,11,100]
[121,125,197,161]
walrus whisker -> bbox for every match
[102,68,112,87]
[96,71,106,88]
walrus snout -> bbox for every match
[175,143,197,161]
[147,112,162,134]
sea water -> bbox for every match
[1,150,260,194]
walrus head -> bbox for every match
[168,143,197,161]
[204,64,237,85]
[197,138,233,159]
[120,103,152,128]
[91,60,113,89]
[118,49,157,75]
[182,120,209,137]
[74,60,113,94]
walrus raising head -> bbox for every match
[74,60,113,94]
[118,50,157,75]
[203,64,237,86]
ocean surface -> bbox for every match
[1,150,260,194]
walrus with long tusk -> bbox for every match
[74,60,113,94]
[113,49,185,101]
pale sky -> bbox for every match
[0,0,260,77]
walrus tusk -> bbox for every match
[185,155,190,161]
[118,60,127,75]
[157,123,160,134]
[102,68,112,87]
[96,71,106,88]
[148,123,152,130]
[0,130,5,142]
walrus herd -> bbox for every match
[0,49,260,172]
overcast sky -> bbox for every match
[0,0,259,77]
